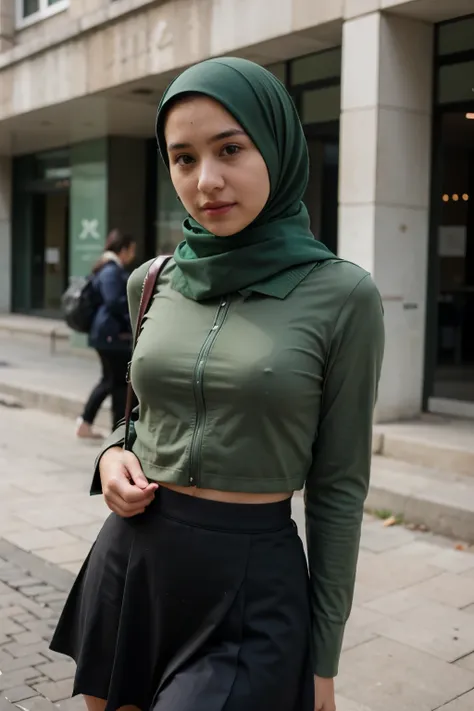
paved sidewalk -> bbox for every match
[0,335,110,428]
[0,408,474,710]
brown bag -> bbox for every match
[124,255,171,448]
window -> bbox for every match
[16,0,69,28]
[437,16,474,56]
[290,48,341,87]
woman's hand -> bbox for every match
[314,676,336,711]
[99,446,158,517]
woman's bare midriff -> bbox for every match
[158,481,292,504]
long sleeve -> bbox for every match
[90,259,155,495]
[305,273,385,678]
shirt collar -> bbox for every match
[239,263,320,300]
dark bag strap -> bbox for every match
[124,255,171,446]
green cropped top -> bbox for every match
[92,256,385,679]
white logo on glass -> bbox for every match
[79,219,100,240]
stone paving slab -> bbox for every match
[1,407,474,711]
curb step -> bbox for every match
[368,455,474,543]
[0,382,110,430]
[373,417,474,479]
[0,393,23,408]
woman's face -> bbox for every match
[165,96,270,237]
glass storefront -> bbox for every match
[426,16,474,412]
[12,149,71,317]
[12,140,108,319]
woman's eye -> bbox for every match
[175,154,194,166]
[222,144,240,157]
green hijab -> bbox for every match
[155,57,336,301]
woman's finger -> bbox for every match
[107,474,155,505]
[104,491,149,518]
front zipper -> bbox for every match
[188,296,231,486]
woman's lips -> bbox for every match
[202,203,236,216]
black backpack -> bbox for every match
[61,275,100,334]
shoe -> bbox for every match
[75,418,104,440]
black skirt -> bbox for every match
[50,488,314,711]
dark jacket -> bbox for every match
[88,260,132,351]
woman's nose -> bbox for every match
[197,161,225,193]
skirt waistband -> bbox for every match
[154,487,293,533]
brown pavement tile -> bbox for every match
[371,600,474,662]
[0,654,48,673]
[55,698,85,711]
[0,618,24,636]
[428,548,474,574]
[440,690,474,710]
[2,531,80,554]
[379,540,474,574]
[15,509,98,532]
[12,633,44,646]
[2,643,48,659]
[363,587,426,617]
[7,578,42,589]
[359,521,416,553]
[342,607,384,653]
[341,625,377,653]
[19,586,56,598]
[348,606,384,628]
[0,667,39,692]
[71,497,109,519]
[35,661,76,683]
[41,651,68,664]
[33,679,74,703]
[354,551,441,602]
[456,652,474,673]
[337,637,474,711]
[34,593,67,605]
[403,572,474,609]
[0,517,30,536]
[58,563,82,576]
[34,543,90,566]
[352,583,379,606]
[335,697,375,711]
[14,697,58,711]
[2,686,37,702]
[62,522,102,544]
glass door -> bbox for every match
[431,111,474,406]
[425,17,474,416]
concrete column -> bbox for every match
[0,157,11,313]
[338,12,434,422]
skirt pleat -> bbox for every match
[50,489,314,711]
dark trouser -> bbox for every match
[82,349,130,429]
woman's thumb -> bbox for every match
[124,453,149,490]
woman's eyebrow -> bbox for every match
[168,128,247,152]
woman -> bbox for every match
[76,230,136,438]
[52,58,384,711]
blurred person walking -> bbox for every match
[76,230,136,438]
